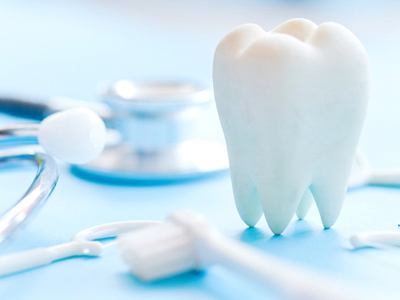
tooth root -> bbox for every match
[257,178,308,235]
[296,189,313,220]
[230,169,262,227]
[310,167,350,228]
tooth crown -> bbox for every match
[213,19,369,234]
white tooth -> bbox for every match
[213,19,369,234]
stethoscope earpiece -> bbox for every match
[0,108,106,244]
[38,107,107,165]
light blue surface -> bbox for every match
[1,1,400,299]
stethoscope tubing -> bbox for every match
[0,124,59,244]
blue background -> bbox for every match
[0,1,400,299]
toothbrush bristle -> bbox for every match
[117,223,198,281]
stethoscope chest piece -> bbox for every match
[72,81,229,182]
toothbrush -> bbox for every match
[118,211,361,300]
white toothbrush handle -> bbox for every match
[368,169,400,185]
[350,231,400,248]
[205,235,357,300]
[0,241,101,276]
[0,247,60,276]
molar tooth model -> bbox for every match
[213,18,370,234]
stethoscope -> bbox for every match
[0,80,229,183]
[0,107,106,244]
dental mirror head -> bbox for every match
[38,107,107,164]
[72,80,229,183]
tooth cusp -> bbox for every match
[272,18,317,41]
[215,24,265,60]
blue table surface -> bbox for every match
[1,1,400,299]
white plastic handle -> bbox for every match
[207,234,357,300]
[350,231,400,249]
[170,212,358,300]
[350,151,400,187]
[368,170,400,186]
[0,220,160,277]
[0,240,102,277]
